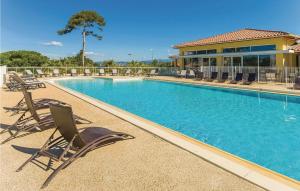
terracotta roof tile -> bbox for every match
[290,44,300,53]
[175,28,297,48]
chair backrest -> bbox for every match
[25,70,33,75]
[53,69,59,74]
[84,69,90,73]
[112,69,117,74]
[189,70,195,76]
[222,72,229,79]
[23,91,40,122]
[181,70,186,75]
[137,69,142,74]
[12,73,26,85]
[295,76,300,84]
[248,73,256,82]
[150,69,156,74]
[235,73,243,81]
[36,69,43,74]
[211,72,218,79]
[266,73,275,80]
[49,103,85,148]
[99,69,105,74]
[71,69,77,73]
[126,69,131,74]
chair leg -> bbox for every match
[16,152,40,172]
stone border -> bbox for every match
[47,77,300,191]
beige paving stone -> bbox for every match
[0,83,265,191]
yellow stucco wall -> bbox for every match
[177,37,297,68]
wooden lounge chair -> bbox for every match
[148,69,158,77]
[84,69,91,76]
[99,69,105,76]
[36,69,47,77]
[1,92,90,144]
[187,70,195,78]
[229,73,243,84]
[205,72,218,82]
[52,69,60,77]
[241,73,256,85]
[111,69,118,76]
[16,103,134,188]
[178,70,187,78]
[217,72,229,83]
[12,73,46,89]
[124,69,131,76]
[71,69,77,76]
[293,76,300,90]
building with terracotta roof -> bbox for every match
[173,28,300,68]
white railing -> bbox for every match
[185,66,300,83]
[5,66,300,83]
[6,66,180,76]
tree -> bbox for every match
[0,50,49,67]
[57,10,105,67]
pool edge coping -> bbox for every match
[47,77,300,191]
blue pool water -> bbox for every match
[57,78,300,180]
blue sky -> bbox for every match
[1,0,300,61]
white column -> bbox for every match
[0,65,7,87]
[257,55,260,82]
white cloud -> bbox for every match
[85,51,97,55]
[42,41,63,47]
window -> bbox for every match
[243,55,258,66]
[259,55,276,67]
[223,57,231,66]
[197,50,207,54]
[236,47,250,52]
[233,57,242,66]
[251,45,276,52]
[207,49,217,54]
[203,58,209,66]
[223,48,236,53]
[210,58,217,66]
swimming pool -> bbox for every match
[57,78,300,181]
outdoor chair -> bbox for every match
[3,87,66,116]
[205,72,218,82]
[229,73,243,84]
[187,70,195,78]
[5,74,22,91]
[84,69,91,76]
[71,69,77,76]
[266,72,276,82]
[178,70,187,78]
[16,103,134,188]
[52,69,60,77]
[12,73,46,89]
[217,72,229,83]
[24,69,34,77]
[99,69,105,76]
[1,91,90,144]
[293,76,300,90]
[195,71,204,80]
[241,73,256,85]
[111,69,118,76]
[36,69,47,77]
[148,69,158,77]
[136,69,143,76]
[124,69,131,76]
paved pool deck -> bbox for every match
[0,82,265,191]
